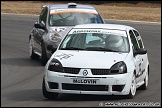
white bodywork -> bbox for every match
[43,24,149,96]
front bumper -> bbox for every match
[44,71,133,95]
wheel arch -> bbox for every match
[147,64,149,76]
[29,35,31,40]
[41,39,44,46]
[133,70,136,75]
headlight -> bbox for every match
[110,61,127,74]
[49,33,62,43]
[48,58,63,72]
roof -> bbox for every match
[73,24,134,31]
[48,3,95,10]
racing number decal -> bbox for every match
[136,56,144,78]
[138,62,142,73]
[135,56,142,78]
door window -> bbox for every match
[39,7,48,24]
[133,30,144,48]
[129,30,139,50]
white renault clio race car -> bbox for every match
[42,24,149,99]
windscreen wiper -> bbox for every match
[61,47,84,50]
[86,47,119,52]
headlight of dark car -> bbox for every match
[49,33,62,43]
[110,61,127,74]
[48,58,63,72]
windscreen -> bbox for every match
[59,29,130,53]
[49,9,103,26]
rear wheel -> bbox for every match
[139,68,149,90]
[41,42,48,66]
[29,38,39,59]
[126,73,136,99]
[42,78,58,99]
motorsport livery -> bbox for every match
[29,3,104,65]
[42,24,149,99]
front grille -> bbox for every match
[91,69,110,75]
[62,83,108,91]
[63,67,80,74]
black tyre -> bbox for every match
[42,78,58,99]
[41,42,48,66]
[139,68,149,90]
[29,38,39,60]
[126,73,136,99]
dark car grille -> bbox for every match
[62,83,108,91]
[63,67,80,74]
[91,69,110,75]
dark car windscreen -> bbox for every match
[49,9,103,26]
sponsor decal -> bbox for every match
[54,27,66,32]
[50,9,98,15]
[102,30,126,36]
[72,29,101,34]
[136,69,145,78]
[73,79,97,84]
[69,29,127,37]
[55,53,73,59]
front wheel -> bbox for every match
[41,42,48,66]
[42,78,58,99]
[126,73,136,99]
[29,38,39,60]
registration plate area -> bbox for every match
[71,78,99,85]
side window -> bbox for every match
[133,30,144,48]
[129,30,139,50]
[39,7,48,24]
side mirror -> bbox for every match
[134,48,147,56]
[34,23,41,28]
[34,21,45,29]
[47,45,57,53]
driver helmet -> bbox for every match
[106,35,123,48]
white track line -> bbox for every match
[105,19,161,24]
[1,13,161,24]
[1,13,39,16]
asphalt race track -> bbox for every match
[1,14,161,107]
